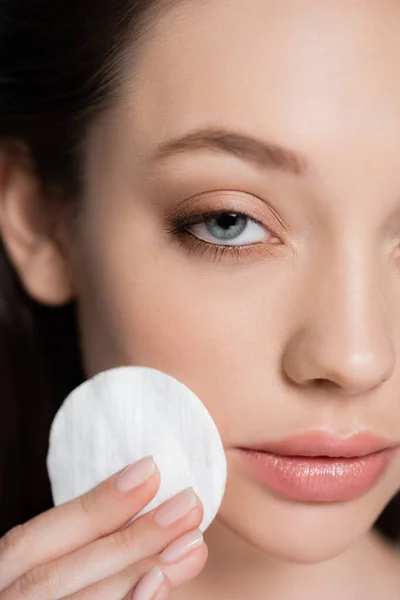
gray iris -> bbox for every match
[205,213,247,240]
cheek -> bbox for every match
[73,224,292,441]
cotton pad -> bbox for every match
[46,366,227,531]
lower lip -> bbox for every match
[236,447,397,502]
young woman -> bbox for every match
[1,0,400,598]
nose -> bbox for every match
[282,246,395,397]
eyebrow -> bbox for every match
[149,127,309,175]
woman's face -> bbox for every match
[53,0,400,562]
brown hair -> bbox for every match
[0,0,399,542]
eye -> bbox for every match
[188,212,269,246]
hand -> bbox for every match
[0,456,208,600]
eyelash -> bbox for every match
[166,210,275,264]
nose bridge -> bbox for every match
[284,233,395,395]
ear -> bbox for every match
[0,142,76,306]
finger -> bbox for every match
[64,534,208,600]
[0,490,204,600]
[0,456,160,589]
[127,567,171,600]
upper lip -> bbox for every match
[240,431,399,458]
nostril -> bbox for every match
[313,378,339,390]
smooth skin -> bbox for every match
[1,0,400,598]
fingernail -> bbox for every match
[154,488,197,527]
[131,566,165,600]
[160,529,203,563]
[115,456,155,493]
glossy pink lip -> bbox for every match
[235,432,399,502]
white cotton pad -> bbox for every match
[46,366,227,531]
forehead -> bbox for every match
[89,0,400,225]
[123,0,400,143]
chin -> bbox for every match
[217,473,396,565]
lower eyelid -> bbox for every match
[177,234,254,262]
[170,228,285,268]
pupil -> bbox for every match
[217,214,238,229]
[205,213,247,240]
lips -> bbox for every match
[235,431,399,502]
